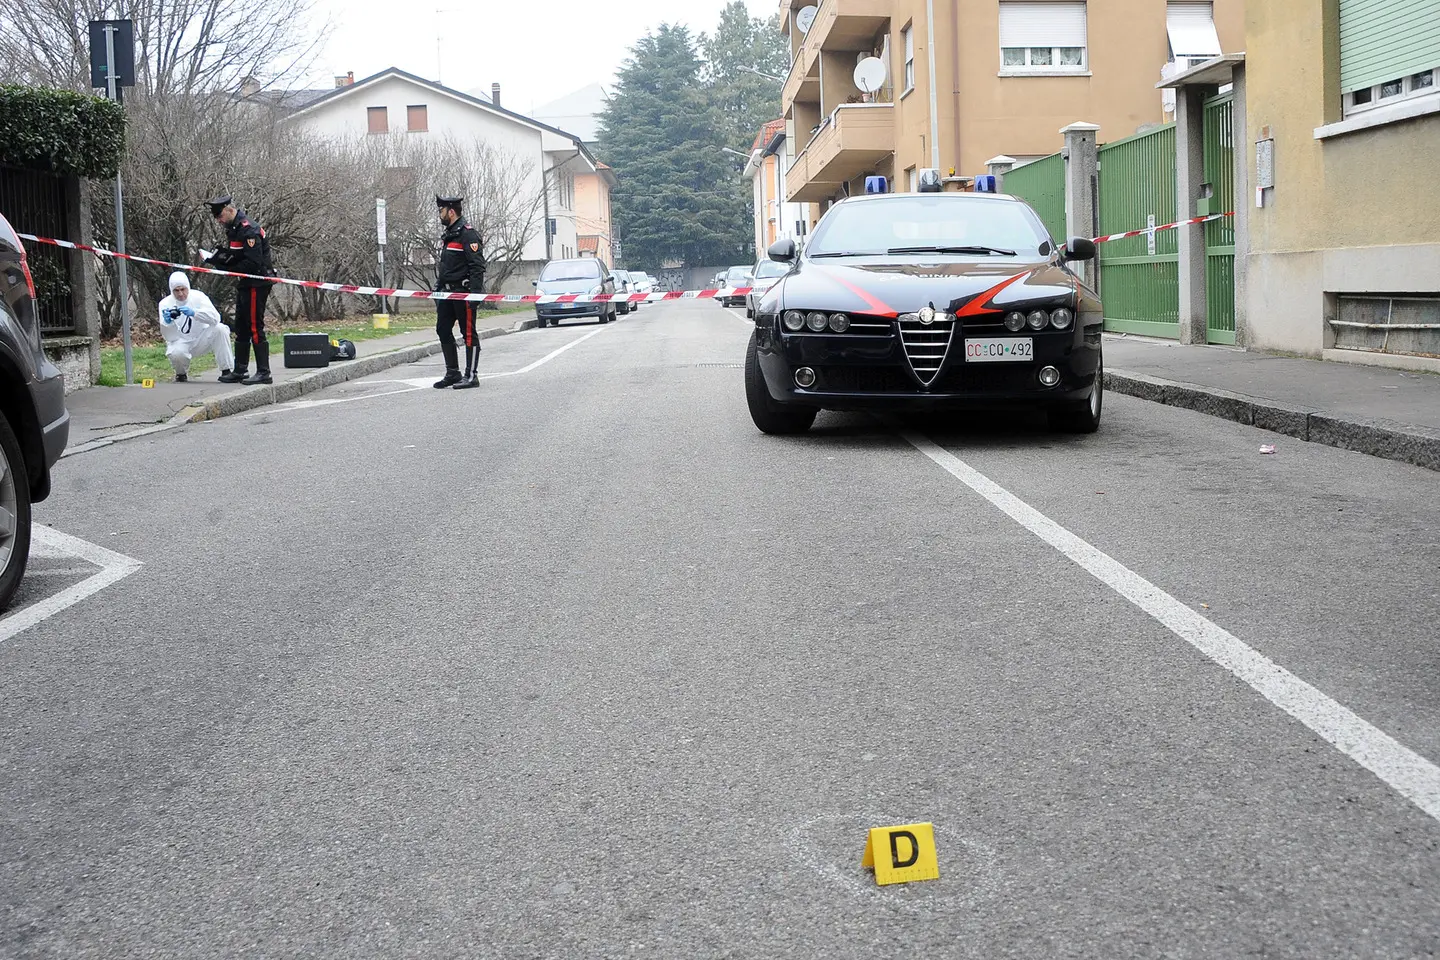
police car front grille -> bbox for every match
[897,313,957,386]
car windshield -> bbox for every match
[753,260,788,279]
[805,197,1048,258]
[540,260,601,281]
[725,267,751,282]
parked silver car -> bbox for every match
[745,258,792,319]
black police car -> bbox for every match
[744,190,1102,435]
[0,212,71,609]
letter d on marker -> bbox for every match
[861,822,939,886]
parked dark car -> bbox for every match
[0,212,70,609]
[534,257,616,326]
[718,265,753,308]
[745,192,1102,436]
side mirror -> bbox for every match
[767,238,796,263]
[532,280,538,286]
[1063,237,1097,262]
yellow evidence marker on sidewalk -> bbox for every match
[862,822,940,886]
[141,379,155,388]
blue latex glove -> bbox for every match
[179,305,195,317]
[163,308,179,324]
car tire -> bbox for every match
[0,413,33,612]
[745,333,817,436]
[1049,360,1103,434]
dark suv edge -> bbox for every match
[0,211,71,609]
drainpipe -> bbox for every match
[951,0,962,174]
[926,0,940,169]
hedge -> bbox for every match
[0,84,127,180]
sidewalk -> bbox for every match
[63,313,536,455]
[1104,335,1440,471]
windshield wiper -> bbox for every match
[808,251,874,258]
[886,245,1017,256]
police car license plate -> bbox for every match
[964,337,1033,362]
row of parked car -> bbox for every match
[532,258,656,327]
[712,260,792,317]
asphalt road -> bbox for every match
[3,299,1439,958]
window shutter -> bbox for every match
[367,106,387,134]
[1166,3,1222,58]
[1340,0,1440,93]
[407,105,428,132]
[999,2,1088,49]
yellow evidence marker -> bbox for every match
[862,822,940,886]
[141,378,155,388]
[372,313,390,330]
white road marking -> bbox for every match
[725,307,755,324]
[239,326,614,418]
[904,431,1440,824]
[0,526,143,647]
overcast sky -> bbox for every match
[306,0,780,114]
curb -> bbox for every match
[1105,368,1440,472]
[174,317,539,425]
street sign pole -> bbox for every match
[376,198,388,314]
[104,24,134,384]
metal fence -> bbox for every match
[1097,124,1179,337]
[0,165,76,334]
[1002,153,1066,245]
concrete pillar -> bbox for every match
[1230,64,1250,348]
[1176,85,1209,344]
[986,155,1017,192]
[1060,122,1100,287]
[66,176,100,384]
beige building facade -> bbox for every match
[575,163,618,267]
[779,0,1242,208]
[1242,0,1440,367]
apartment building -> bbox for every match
[778,0,1242,208]
[745,119,817,259]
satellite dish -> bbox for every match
[853,57,887,94]
[795,5,817,33]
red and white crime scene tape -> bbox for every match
[18,211,1234,306]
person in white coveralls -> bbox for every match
[157,271,234,382]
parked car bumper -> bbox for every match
[756,326,1100,412]
[537,303,607,320]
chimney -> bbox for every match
[335,71,354,88]
[491,83,501,107]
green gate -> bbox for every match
[1097,124,1179,338]
[1001,153,1065,244]
[1203,91,1236,344]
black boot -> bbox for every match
[243,339,272,384]
[434,338,461,388]
[453,345,480,389]
[218,369,244,384]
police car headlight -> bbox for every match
[1004,311,1027,332]
[1050,307,1074,330]
[828,313,850,333]
[1027,310,1049,331]
[806,311,828,332]
[783,310,806,331]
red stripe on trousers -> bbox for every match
[465,304,474,346]
[251,289,261,344]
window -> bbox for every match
[1340,0,1440,118]
[406,105,428,132]
[999,1,1088,74]
[1166,3,1221,61]
[366,106,387,134]
[901,24,915,92]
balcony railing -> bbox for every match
[785,102,895,203]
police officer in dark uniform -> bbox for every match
[205,196,275,385]
[433,195,486,390]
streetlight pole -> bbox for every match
[104,23,134,384]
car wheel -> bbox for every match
[745,333,817,436]
[1049,359,1103,434]
[0,414,33,611]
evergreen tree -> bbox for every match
[701,2,790,152]
[599,25,754,269]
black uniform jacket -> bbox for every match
[436,220,486,294]
[209,211,273,288]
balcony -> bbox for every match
[781,0,890,111]
[785,103,894,203]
